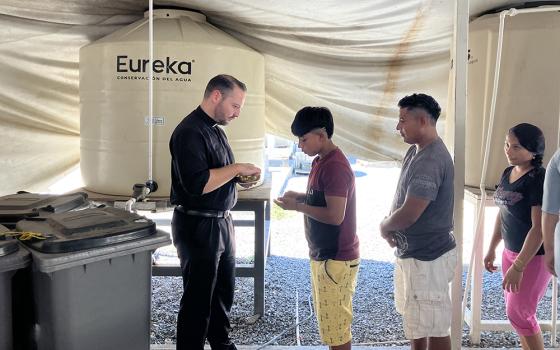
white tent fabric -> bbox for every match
[0,3,142,194]
[0,0,519,194]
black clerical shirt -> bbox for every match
[169,106,237,210]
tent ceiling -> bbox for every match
[0,0,547,194]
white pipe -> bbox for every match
[557,89,560,149]
[506,6,560,16]
[554,50,560,350]
[553,278,558,347]
[255,295,314,350]
[451,0,468,347]
[125,198,136,213]
[147,0,154,182]
[462,8,510,322]
[295,289,300,346]
[554,44,560,345]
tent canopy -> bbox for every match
[0,0,534,194]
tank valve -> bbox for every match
[131,180,158,201]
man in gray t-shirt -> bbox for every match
[380,93,456,350]
[390,137,456,260]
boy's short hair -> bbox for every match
[291,106,334,138]
[398,93,441,122]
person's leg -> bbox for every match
[207,217,237,350]
[411,337,427,350]
[393,258,407,316]
[207,254,236,349]
[330,340,351,350]
[426,249,456,350]
[427,336,450,350]
[330,259,360,350]
[502,251,551,348]
[173,212,221,350]
[311,258,359,348]
[519,333,544,350]
[398,249,457,346]
[176,256,219,349]
[394,257,423,343]
[519,336,529,350]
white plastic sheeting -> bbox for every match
[0,0,516,194]
[0,4,142,194]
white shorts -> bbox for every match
[394,248,457,339]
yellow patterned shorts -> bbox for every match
[310,258,360,346]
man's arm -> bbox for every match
[380,194,430,234]
[203,163,260,194]
[273,194,347,226]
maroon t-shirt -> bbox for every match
[304,147,359,261]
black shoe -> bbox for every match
[209,340,237,350]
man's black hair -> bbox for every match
[291,106,334,138]
[398,93,441,122]
[204,74,246,99]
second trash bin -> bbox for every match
[16,207,171,350]
[0,224,31,350]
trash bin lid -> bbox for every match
[0,240,18,257]
[16,207,156,253]
[0,224,30,271]
[0,192,89,226]
[0,224,18,257]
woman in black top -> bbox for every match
[483,123,549,350]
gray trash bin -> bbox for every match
[0,224,31,350]
[16,207,171,350]
[0,192,89,229]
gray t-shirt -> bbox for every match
[390,137,456,261]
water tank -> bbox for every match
[466,9,560,189]
[80,9,265,196]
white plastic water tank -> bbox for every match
[80,9,265,196]
[466,9,560,189]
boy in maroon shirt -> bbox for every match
[274,106,359,350]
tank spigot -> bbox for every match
[131,180,158,201]
[132,183,148,200]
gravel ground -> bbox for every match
[150,164,560,347]
[151,260,560,347]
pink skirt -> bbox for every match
[501,248,552,336]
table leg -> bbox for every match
[253,201,265,316]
